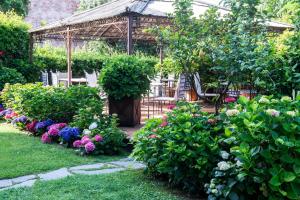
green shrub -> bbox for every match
[99,55,156,100]
[0,11,40,81]
[33,46,106,75]
[132,102,223,192]
[206,96,300,200]
[1,83,103,123]
[0,67,25,90]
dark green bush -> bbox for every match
[0,67,25,90]
[1,83,103,123]
[0,11,40,81]
[132,102,223,193]
[99,55,156,100]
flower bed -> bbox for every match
[0,83,126,156]
[132,96,300,199]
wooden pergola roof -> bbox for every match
[30,0,293,41]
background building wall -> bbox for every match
[25,0,80,29]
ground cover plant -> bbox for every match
[0,123,126,179]
[132,96,300,199]
[0,170,187,200]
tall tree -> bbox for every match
[0,0,29,16]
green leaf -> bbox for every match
[228,192,239,200]
[293,164,300,175]
[238,96,249,105]
[269,175,281,187]
[225,127,232,137]
[282,171,296,182]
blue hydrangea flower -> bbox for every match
[58,127,80,143]
[35,119,54,131]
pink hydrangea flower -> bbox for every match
[85,142,95,153]
[48,128,59,136]
[160,121,168,127]
[225,97,236,103]
[41,133,52,143]
[73,140,82,148]
[94,135,103,142]
[81,136,91,145]
[149,134,158,139]
[167,104,176,110]
[48,123,67,130]
[4,112,18,119]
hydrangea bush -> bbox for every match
[132,96,300,198]
[132,102,224,193]
[206,96,300,200]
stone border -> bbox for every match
[0,158,145,191]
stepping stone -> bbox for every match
[38,168,72,181]
[0,180,36,191]
[11,175,36,184]
[109,161,146,169]
[69,163,105,171]
[0,179,12,189]
[72,168,126,175]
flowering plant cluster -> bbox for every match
[133,96,300,199]
[72,115,126,155]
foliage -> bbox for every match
[1,83,103,123]
[0,11,40,82]
[155,57,182,76]
[0,0,29,16]
[206,96,300,199]
[99,55,156,100]
[132,102,224,193]
[0,67,25,90]
[34,46,107,75]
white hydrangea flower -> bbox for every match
[281,96,292,102]
[211,189,218,194]
[217,161,231,171]
[225,109,240,117]
[89,122,98,130]
[271,99,279,103]
[83,129,91,135]
[236,160,243,167]
[220,151,230,160]
[258,97,270,104]
[266,109,280,117]
[286,111,296,117]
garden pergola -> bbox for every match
[29,0,293,86]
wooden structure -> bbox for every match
[29,0,293,86]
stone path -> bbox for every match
[0,158,145,191]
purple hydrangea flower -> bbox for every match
[12,115,28,124]
[58,127,80,143]
[0,109,12,117]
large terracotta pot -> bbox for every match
[108,97,141,127]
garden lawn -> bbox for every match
[0,170,188,200]
[0,123,127,179]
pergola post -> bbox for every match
[66,26,72,86]
[29,33,34,64]
[127,14,133,55]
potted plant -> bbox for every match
[99,55,155,126]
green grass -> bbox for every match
[0,170,189,200]
[0,123,127,179]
